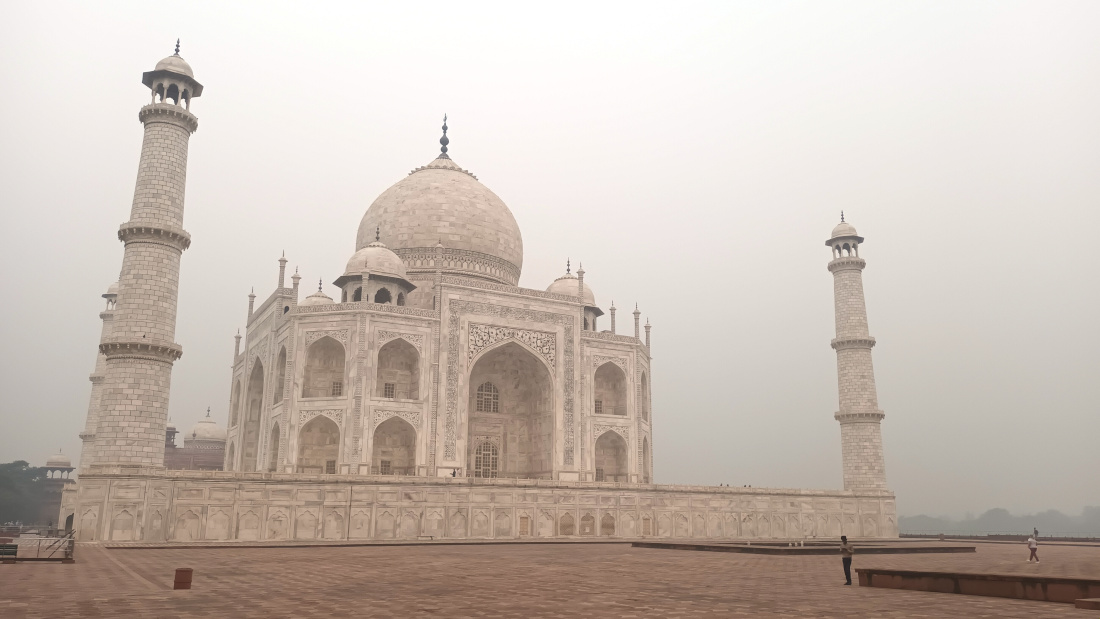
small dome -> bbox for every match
[299,287,335,307]
[46,452,71,468]
[104,281,119,298]
[344,240,408,281]
[830,221,858,239]
[154,54,194,78]
[189,414,226,442]
[546,271,596,306]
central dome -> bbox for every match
[357,155,523,285]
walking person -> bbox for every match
[840,535,855,584]
[1027,534,1039,563]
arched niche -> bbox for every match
[642,437,650,483]
[376,339,420,399]
[297,415,340,474]
[230,379,241,426]
[594,362,628,416]
[639,371,649,421]
[467,342,554,479]
[594,431,628,482]
[372,417,416,475]
[268,423,281,472]
[272,347,287,404]
[241,361,264,472]
[302,336,345,398]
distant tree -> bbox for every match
[0,461,49,523]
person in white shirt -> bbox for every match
[1027,535,1039,563]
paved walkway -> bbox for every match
[1,541,1097,617]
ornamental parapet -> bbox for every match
[118,223,191,251]
[827,257,866,272]
[100,339,183,363]
[834,411,886,423]
[831,336,876,351]
[295,301,439,319]
[582,331,643,346]
[441,275,581,303]
[138,104,199,133]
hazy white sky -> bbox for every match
[1,1,1097,518]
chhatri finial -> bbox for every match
[439,114,450,158]
[317,278,323,292]
[566,258,570,274]
[206,406,211,418]
[376,226,380,242]
[174,39,180,56]
[840,210,845,223]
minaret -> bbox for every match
[633,304,641,339]
[609,302,617,334]
[90,43,203,468]
[827,213,887,491]
[78,283,119,470]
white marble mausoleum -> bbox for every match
[61,47,897,542]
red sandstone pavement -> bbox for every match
[1,541,1097,617]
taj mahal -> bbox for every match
[61,47,896,542]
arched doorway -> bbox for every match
[268,423,281,472]
[467,342,554,479]
[241,361,264,471]
[376,339,420,400]
[594,431,628,482]
[297,416,340,474]
[472,440,499,478]
[302,337,345,398]
[594,362,627,416]
[372,417,416,475]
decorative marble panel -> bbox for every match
[468,324,556,367]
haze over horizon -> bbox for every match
[1,1,1097,519]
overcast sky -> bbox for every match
[1,1,1097,518]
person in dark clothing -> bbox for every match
[840,535,854,585]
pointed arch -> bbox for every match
[594,431,628,482]
[302,336,345,398]
[241,361,264,471]
[297,415,340,473]
[468,341,554,479]
[376,338,420,399]
[372,416,416,475]
[639,371,649,421]
[594,362,628,416]
[272,346,287,404]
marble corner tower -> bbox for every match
[827,214,888,491]
[87,43,202,468]
[78,282,119,470]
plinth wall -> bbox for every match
[61,472,897,542]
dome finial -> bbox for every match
[566,258,570,274]
[318,278,323,292]
[840,210,845,223]
[376,226,380,242]
[174,39,180,56]
[206,406,211,418]
[439,114,450,159]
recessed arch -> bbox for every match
[372,417,416,475]
[268,423,281,472]
[230,379,241,426]
[241,361,264,471]
[302,336,345,398]
[472,440,499,478]
[468,341,554,479]
[374,287,392,304]
[594,431,628,482]
[639,371,649,421]
[376,338,420,399]
[272,346,287,404]
[475,382,499,413]
[642,437,650,483]
[352,287,362,302]
[594,362,628,416]
[297,415,340,474]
